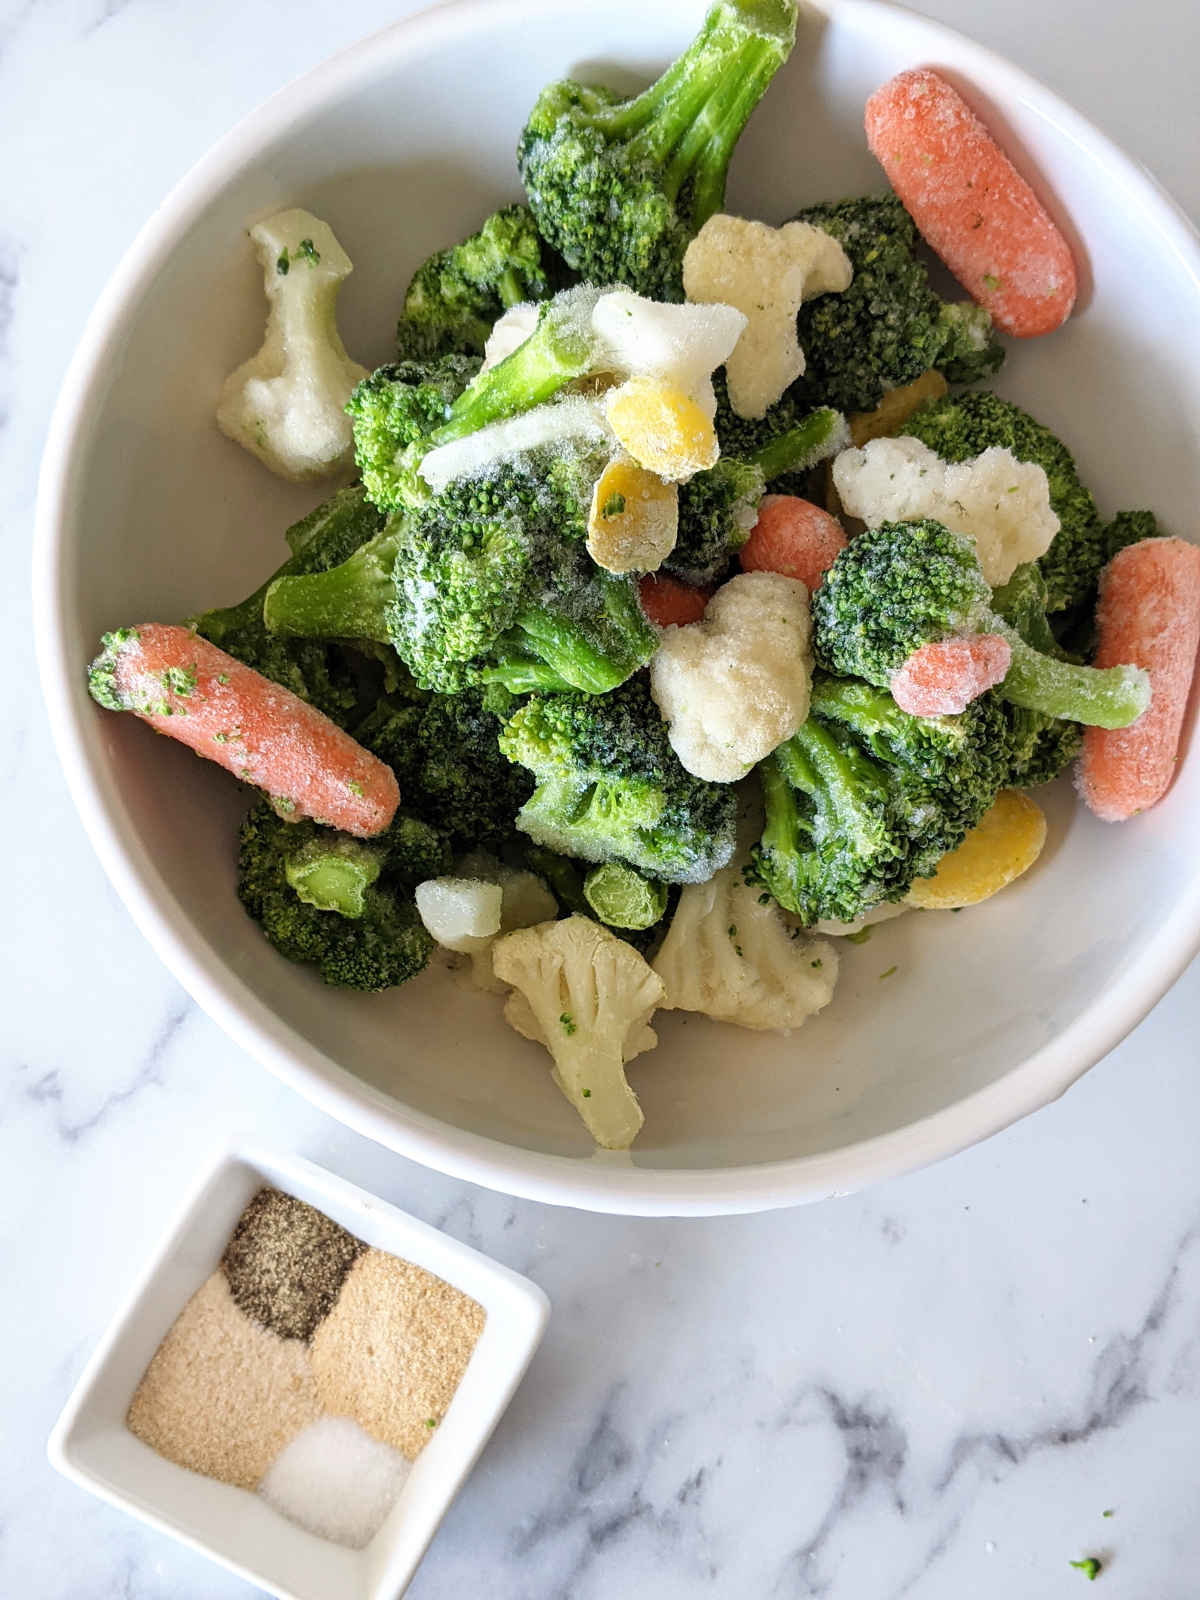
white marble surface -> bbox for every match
[4,0,1200,1594]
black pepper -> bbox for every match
[221,1187,365,1341]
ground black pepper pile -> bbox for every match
[221,1188,365,1341]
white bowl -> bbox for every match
[34,0,1200,1215]
[47,1143,550,1600]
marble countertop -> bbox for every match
[4,0,1199,1595]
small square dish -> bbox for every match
[47,1143,550,1600]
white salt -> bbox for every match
[258,1415,411,1549]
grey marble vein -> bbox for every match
[17,998,189,1144]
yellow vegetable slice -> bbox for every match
[605,376,719,481]
[587,456,679,573]
[906,788,1047,909]
[849,369,949,447]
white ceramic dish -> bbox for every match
[33,0,1200,1215]
[47,1143,550,1600]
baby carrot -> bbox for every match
[864,68,1077,338]
[890,633,1012,718]
[1078,539,1200,821]
[739,495,847,591]
[88,624,399,837]
[638,573,710,628]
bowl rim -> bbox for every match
[33,0,1200,1216]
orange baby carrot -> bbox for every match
[1078,539,1200,821]
[739,495,847,591]
[88,624,399,837]
[890,633,1012,718]
[864,67,1077,338]
[638,573,711,628]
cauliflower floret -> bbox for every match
[832,436,1060,587]
[649,571,813,782]
[653,863,838,1031]
[587,455,678,573]
[414,877,503,948]
[492,915,665,1149]
[481,302,540,372]
[591,289,747,419]
[683,215,853,421]
[417,854,558,992]
[216,209,368,481]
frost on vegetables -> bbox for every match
[217,210,368,481]
[84,0,1200,1155]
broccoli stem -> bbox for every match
[668,33,791,217]
[749,407,847,483]
[425,294,599,452]
[264,527,400,643]
[511,574,657,694]
[496,266,531,309]
[590,0,793,217]
[780,719,892,857]
[583,862,668,929]
[997,628,1150,729]
[481,646,575,695]
[757,755,814,900]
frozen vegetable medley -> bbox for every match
[88,0,1200,1149]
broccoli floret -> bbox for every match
[668,405,847,583]
[1103,508,1158,562]
[901,390,1102,613]
[263,444,657,695]
[517,0,797,300]
[812,519,1149,729]
[1003,702,1082,788]
[498,678,737,884]
[348,354,482,513]
[188,485,384,726]
[788,195,1004,414]
[711,369,803,458]
[356,687,533,852]
[395,205,557,362]
[353,287,612,514]
[517,843,591,915]
[749,673,1010,923]
[237,803,449,989]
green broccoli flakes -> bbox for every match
[560,1012,577,1035]
[1070,1557,1102,1580]
[602,492,627,519]
[161,664,198,698]
[276,249,290,275]
[295,237,320,265]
